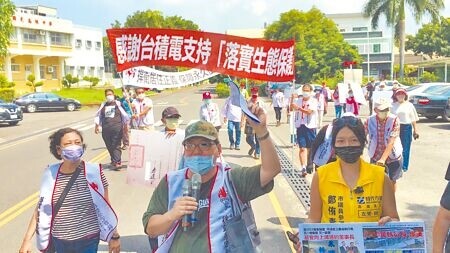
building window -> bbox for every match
[50,66,57,79]
[50,32,71,46]
[353,27,368,32]
[75,39,82,48]
[95,41,101,50]
[22,29,45,44]
[340,29,346,32]
[78,66,85,77]
[25,64,32,72]
[373,44,381,53]
[86,40,92,49]
[97,67,104,78]
[40,65,45,79]
[11,64,20,72]
[10,28,18,42]
[89,67,95,76]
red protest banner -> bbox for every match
[106,28,295,82]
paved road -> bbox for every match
[0,84,448,252]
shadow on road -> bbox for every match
[267,216,306,229]
[429,123,450,130]
[98,234,151,253]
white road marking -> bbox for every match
[156,101,169,105]
[70,123,86,129]
[33,127,48,133]
[78,124,94,131]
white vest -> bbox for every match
[200,103,222,127]
[94,100,130,126]
[155,162,234,253]
[313,124,333,166]
[294,97,318,129]
[367,115,403,160]
[36,162,117,252]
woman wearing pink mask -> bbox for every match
[19,128,120,253]
[391,88,419,172]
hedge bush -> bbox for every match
[0,88,15,102]
[216,82,230,98]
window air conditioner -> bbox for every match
[47,66,54,73]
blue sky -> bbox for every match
[13,0,450,35]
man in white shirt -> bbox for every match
[131,87,155,130]
[291,84,318,176]
[271,89,284,126]
[199,92,222,132]
[222,96,243,150]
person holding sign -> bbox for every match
[142,106,281,252]
[19,128,120,253]
[432,163,450,252]
[131,87,155,131]
[199,91,222,132]
[291,115,399,252]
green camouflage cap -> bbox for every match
[183,120,218,144]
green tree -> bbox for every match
[420,70,438,82]
[406,17,450,58]
[104,10,200,75]
[0,0,15,61]
[363,0,444,80]
[265,8,361,83]
[62,74,79,88]
[26,74,43,92]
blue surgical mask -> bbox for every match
[61,145,84,162]
[184,155,215,175]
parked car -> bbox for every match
[446,97,450,120]
[410,86,450,122]
[374,80,407,91]
[265,82,301,96]
[0,99,23,126]
[406,83,450,97]
[14,92,81,113]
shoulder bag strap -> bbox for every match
[53,167,81,217]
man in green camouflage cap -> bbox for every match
[143,105,281,252]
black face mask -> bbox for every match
[334,146,363,163]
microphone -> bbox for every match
[190,173,202,226]
[181,178,192,231]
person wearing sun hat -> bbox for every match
[199,91,222,132]
[391,88,419,172]
[142,104,281,252]
[365,98,403,189]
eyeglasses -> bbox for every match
[333,116,360,128]
[184,142,216,151]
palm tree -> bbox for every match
[363,0,444,79]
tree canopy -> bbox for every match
[264,8,361,83]
[105,10,200,75]
[0,0,15,61]
[406,17,450,58]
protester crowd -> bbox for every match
[18,80,449,253]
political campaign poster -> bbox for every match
[127,129,185,187]
[298,221,426,253]
[337,83,366,105]
[122,66,219,90]
[107,28,295,82]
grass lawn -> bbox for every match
[54,88,155,105]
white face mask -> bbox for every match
[165,118,179,130]
[106,95,115,102]
[302,91,310,98]
[138,93,145,100]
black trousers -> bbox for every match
[102,126,123,164]
[274,107,282,121]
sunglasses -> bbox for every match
[333,116,360,128]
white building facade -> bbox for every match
[1,5,104,92]
[327,13,394,79]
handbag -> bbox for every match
[45,167,81,253]
[224,171,261,253]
